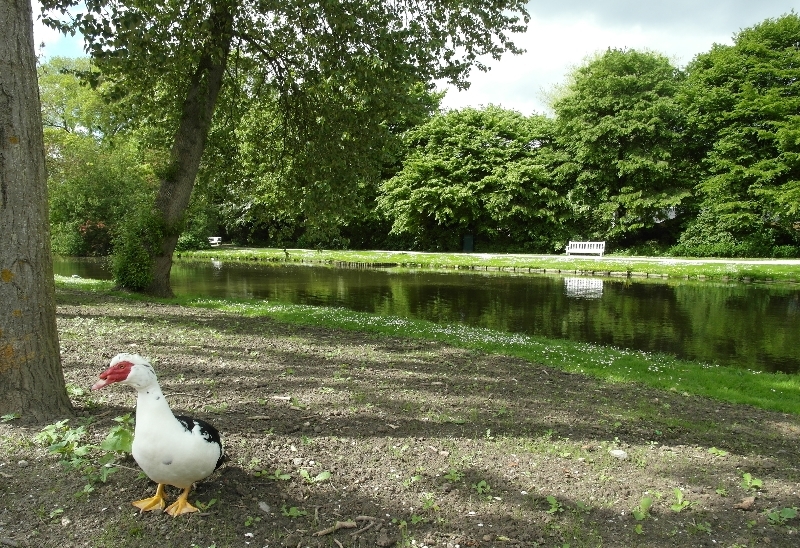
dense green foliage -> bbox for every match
[552,49,691,244]
[41,13,800,258]
[41,58,157,257]
[378,107,564,251]
[200,78,440,248]
[674,15,800,257]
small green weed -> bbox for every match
[66,383,87,398]
[421,492,439,512]
[194,498,218,511]
[670,488,691,512]
[573,500,591,515]
[708,447,728,457]
[203,401,228,413]
[244,515,262,526]
[495,405,511,418]
[255,468,291,481]
[632,496,654,521]
[443,468,464,482]
[1,413,20,423]
[546,495,563,514]
[298,469,332,484]
[99,413,134,453]
[472,480,491,495]
[688,519,712,534]
[280,505,307,518]
[742,472,763,491]
[765,507,798,526]
[35,417,132,499]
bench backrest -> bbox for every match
[566,241,605,254]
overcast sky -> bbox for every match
[441,1,799,114]
[33,1,799,115]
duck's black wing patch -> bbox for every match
[175,415,226,469]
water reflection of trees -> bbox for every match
[54,258,800,373]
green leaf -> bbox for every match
[100,424,134,453]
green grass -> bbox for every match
[55,275,800,415]
[179,247,800,283]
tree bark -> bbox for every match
[0,0,73,421]
[145,2,234,297]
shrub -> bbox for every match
[111,210,163,291]
[175,232,212,251]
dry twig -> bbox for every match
[313,520,357,536]
[351,515,379,537]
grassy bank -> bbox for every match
[55,275,800,415]
[178,247,800,284]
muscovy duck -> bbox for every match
[92,353,224,516]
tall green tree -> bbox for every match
[42,0,529,295]
[552,48,690,243]
[378,106,563,251]
[676,13,800,257]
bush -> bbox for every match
[111,210,163,291]
[51,223,90,256]
[669,209,796,258]
[175,232,212,252]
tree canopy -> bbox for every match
[378,106,564,251]
[551,48,691,242]
[675,13,800,256]
[39,57,157,257]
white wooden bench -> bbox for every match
[565,241,605,256]
[207,236,222,247]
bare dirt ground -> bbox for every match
[1,287,799,547]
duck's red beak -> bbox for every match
[91,360,133,390]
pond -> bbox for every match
[53,257,800,374]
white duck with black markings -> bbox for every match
[92,353,224,516]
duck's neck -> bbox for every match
[135,381,174,429]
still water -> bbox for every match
[54,258,800,374]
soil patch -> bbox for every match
[1,288,799,547]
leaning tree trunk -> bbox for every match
[0,0,73,421]
[145,3,234,297]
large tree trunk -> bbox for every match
[145,2,234,297]
[0,0,73,421]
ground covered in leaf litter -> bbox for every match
[1,288,799,548]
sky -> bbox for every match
[32,1,800,115]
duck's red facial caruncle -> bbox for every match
[92,360,134,390]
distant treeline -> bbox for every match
[44,14,800,258]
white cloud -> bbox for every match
[440,1,799,115]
